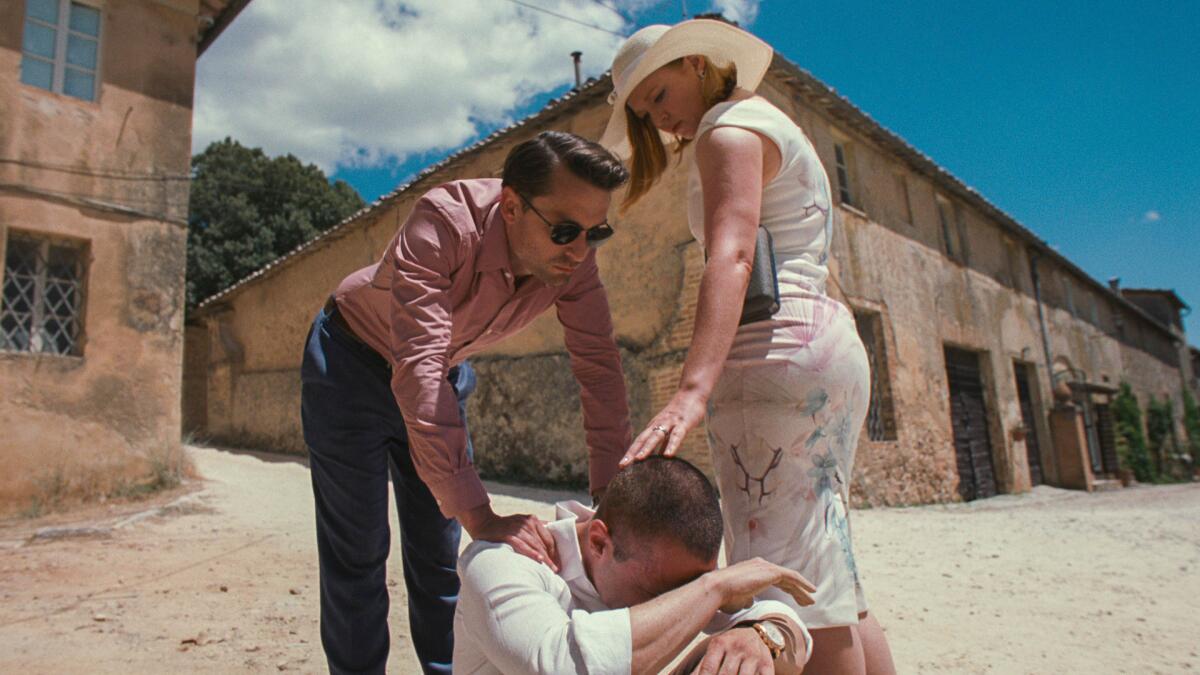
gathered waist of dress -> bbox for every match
[733,273,853,347]
[775,256,828,295]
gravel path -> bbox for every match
[1,444,1196,673]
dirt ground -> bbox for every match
[1,444,1198,674]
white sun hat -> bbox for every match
[599,19,773,157]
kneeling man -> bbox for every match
[454,457,814,674]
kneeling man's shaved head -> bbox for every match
[585,457,724,608]
[596,456,723,561]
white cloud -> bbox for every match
[194,0,763,171]
[194,0,630,171]
[710,0,760,25]
[1142,210,1162,223]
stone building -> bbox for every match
[183,51,1196,506]
[0,0,248,515]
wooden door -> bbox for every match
[946,347,998,501]
[1013,363,1044,486]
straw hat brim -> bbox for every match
[600,20,773,158]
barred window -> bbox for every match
[855,310,898,441]
[1,232,88,356]
[20,0,102,102]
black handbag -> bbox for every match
[738,225,781,325]
[704,225,781,325]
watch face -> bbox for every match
[759,621,785,648]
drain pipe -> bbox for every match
[1029,248,1063,484]
[1029,249,1055,387]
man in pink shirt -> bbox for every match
[300,131,634,674]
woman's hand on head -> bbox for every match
[620,391,708,467]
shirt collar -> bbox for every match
[476,201,513,275]
[548,500,607,609]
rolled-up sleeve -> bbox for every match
[555,253,633,495]
[458,544,633,675]
[388,198,489,518]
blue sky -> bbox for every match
[198,1,1199,339]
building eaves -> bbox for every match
[193,77,612,315]
[1120,288,1190,312]
[197,0,253,56]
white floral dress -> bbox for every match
[689,98,871,628]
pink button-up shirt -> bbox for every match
[334,179,632,518]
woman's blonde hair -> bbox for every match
[622,56,738,211]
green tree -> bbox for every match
[1146,394,1180,480]
[186,138,365,307]
[1182,387,1200,474]
[1113,383,1155,482]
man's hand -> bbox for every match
[460,505,560,573]
[708,557,816,613]
[691,627,774,675]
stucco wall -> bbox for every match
[184,68,1193,504]
[0,0,199,514]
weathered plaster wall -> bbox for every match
[0,198,186,513]
[0,0,199,514]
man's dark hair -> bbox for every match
[502,130,629,198]
[595,456,723,562]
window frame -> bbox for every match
[936,194,966,263]
[853,308,899,442]
[833,141,856,208]
[894,171,913,226]
[1,229,90,358]
[19,0,103,103]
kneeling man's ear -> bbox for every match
[585,518,614,557]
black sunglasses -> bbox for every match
[518,193,614,248]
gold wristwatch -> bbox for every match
[751,621,785,660]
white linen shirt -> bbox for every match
[452,501,810,675]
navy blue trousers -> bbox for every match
[300,307,476,675]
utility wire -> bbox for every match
[0,182,185,226]
[0,157,190,181]
[586,0,631,22]
[499,0,627,37]
[3,159,361,201]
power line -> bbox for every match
[586,0,631,22]
[499,0,627,37]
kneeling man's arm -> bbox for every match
[460,548,812,675]
[629,558,815,674]
[459,546,632,675]
[670,604,809,675]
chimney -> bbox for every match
[1108,277,1121,291]
[571,51,582,88]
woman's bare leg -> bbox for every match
[858,611,896,675]
[807,625,866,675]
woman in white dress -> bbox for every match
[603,20,896,674]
